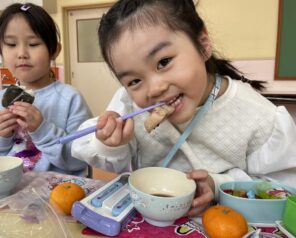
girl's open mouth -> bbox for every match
[167,93,183,108]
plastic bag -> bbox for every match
[0,171,105,238]
[0,186,73,238]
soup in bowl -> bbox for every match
[128,167,196,227]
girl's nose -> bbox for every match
[147,76,169,99]
[18,45,29,59]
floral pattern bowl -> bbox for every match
[128,167,196,227]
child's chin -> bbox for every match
[175,110,197,125]
[170,115,189,126]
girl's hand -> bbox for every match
[9,101,43,132]
[0,108,18,137]
[186,169,215,217]
[96,111,134,147]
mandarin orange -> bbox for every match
[202,205,248,238]
[50,182,85,215]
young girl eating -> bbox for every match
[72,0,296,215]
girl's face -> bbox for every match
[111,25,213,125]
[1,15,52,89]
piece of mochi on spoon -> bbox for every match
[144,105,174,133]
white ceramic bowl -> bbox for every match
[0,156,23,199]
[128,167,196,227]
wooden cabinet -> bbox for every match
[263,94,296,122]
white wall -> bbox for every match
[52,0,295,94]
[197,0,296,94]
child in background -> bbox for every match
[72,0,296,215]
[0,3,92,176]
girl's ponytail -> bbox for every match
[206,56,265,91]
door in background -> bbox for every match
[68,7,120,180]
[68,7,120,116]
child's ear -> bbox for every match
[198,28,212,61]
[51,43,62,60]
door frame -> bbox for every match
[62,3,113,84]
[62,3,119,181]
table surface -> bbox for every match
[0,171,109,238]
[0,172,289,238]
[0,209,94,238]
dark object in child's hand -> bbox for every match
[2,84,35,108]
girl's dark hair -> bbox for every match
[99,0,265,91]
[0,3,60,57]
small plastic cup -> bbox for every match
[283,195,296,236]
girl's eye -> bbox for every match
[29,43,41,47]
[157,57,172,70]
[127,79,141,87]
[4,42,16,47]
